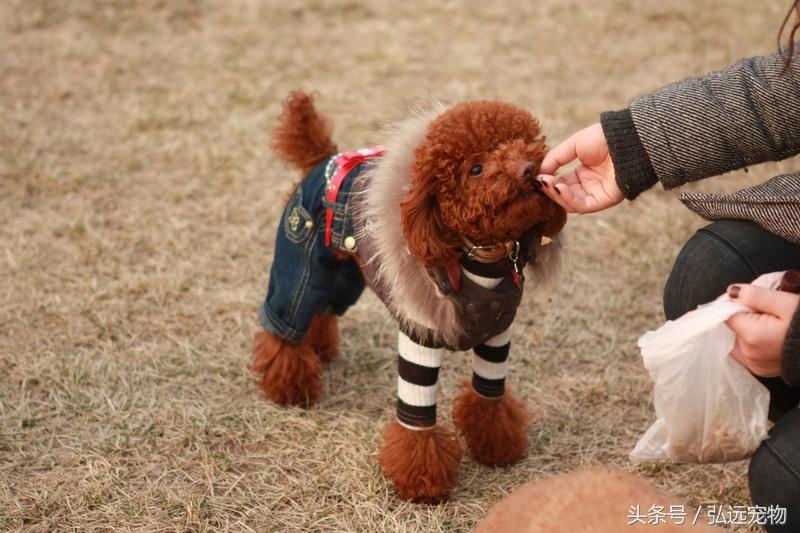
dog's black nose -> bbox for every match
[519,162,534,181]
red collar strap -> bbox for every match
[325,146,385,247]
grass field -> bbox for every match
[2,1,799,531]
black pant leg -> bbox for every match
[749,408,800,532]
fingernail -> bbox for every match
[728,285,741,298]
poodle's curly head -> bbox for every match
[400,101,567,266]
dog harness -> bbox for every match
[324,146,384,247]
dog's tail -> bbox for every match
[270,91,338,175]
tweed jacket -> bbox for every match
[599,48,800,385]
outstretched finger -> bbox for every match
[540,133,579,175]
[537,174,576,213]
[539,170,576,213]
[544,171,607,214]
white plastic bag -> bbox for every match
[629,273,783,464]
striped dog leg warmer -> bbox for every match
[396,330,444,430]
[471,326,510,399]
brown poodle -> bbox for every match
[252,91,567,503]
[477,467,722,532]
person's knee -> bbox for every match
[749,443,787,504]
[748,442,800,531]
[663,222,757,320]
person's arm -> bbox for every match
[539,49,800,211]
[604,49,800,199]
[598,109,658,200]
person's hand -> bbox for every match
[537,123,624,214]
[725,283,800,377]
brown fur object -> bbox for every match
[377,421,462,504]
[476,467,721,532]
[452,381,529,465]
[250,331,322,407]
[305,313,340,363]
[270,90,338,176]
[400,102,566,267]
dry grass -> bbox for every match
[1,1,798,531]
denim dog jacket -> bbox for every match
[258,155,370,343]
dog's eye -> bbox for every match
[468,163,483,177]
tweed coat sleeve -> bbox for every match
[599,49,800,386]
[602,49,800,199]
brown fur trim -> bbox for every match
[476,467,720,532]
[377,420,462,503]
[250,330,322,407]
[305,314,339,363]
[270,91,338,176]
[452,381,528,466]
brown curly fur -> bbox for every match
[400,101,567,267]
[271,90,338,177]
[377,421,462,504]
[250,330,322,407]
[305,313,340,363]
[476,467,721,532]
[452,381,529,465]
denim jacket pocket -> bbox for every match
[284,187,314,244]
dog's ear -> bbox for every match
[400,184,457,267]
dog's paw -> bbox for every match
[377,420,461,504]
[452,381,529,466]
[250,330,322,407]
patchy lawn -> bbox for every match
[1,0,796,530]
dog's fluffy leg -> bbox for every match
[305,313,340,363]
[250,330,322,407]
[452,380,529,466]
[452,327,529,465]
[377,421,461,503]
[377,331,461,502]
